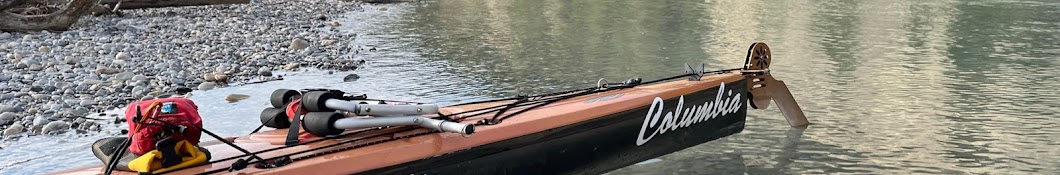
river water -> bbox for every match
[4,0,1060,174]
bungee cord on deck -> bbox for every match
[155,67,746,174]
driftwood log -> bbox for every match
[0,0,98,32]
[1,0,250,32]
[98,0,248,10]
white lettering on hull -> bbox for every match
[636,83,742,146]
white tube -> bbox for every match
[323,99,439,116]
[355,104,439,116]
[332,116,473,135]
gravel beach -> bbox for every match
[0,0,368,138]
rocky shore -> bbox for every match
[1,0,369,138]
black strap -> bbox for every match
[155,136,181,167]
[285,106,302,146]
[104,106,145,175]
[103,138,131,175]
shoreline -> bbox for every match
[1,0,368,138]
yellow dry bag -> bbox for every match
[128,140,208,173]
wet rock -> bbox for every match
[42,86,56,92]
[285,63,300,70]
[131,86,147,96]
[343,74,360,82]
[321,39,336,46]
[0,33,11,40]
[3,124,24,137]
[76,120,92,130]
[101,43,115,51]
[213,74,229,83]
[113,116,125,124]
[54,40,70,46]
[31,116,49,134]
[0,112,15,125]
[6,53,21,60]
[38,46,52,53]
[42,121,71,134]
[86,74,101,80]
[214,65,230,73]
[116,52,131,60]
[88,124,100,131]
[71,107,90,117]
[96,67,120,74]
[114,72,134,81]
[1,94,14,101]
[258,67,273,76]
[197,82,217,90]
[32,94,49,101]
[132,75,147,82]
[64,56,78,65]
[73,118,87,128]
[225,94,250,102]
[22,35,37,42]
[0,104,20,113]
[28,64,43,71]
[84,79,103,85]
[80,99,98,106]
[202,73,217,82]
[289,38,309,51]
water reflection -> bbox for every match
[393,0,1059,174]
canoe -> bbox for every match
[50,42,806,175]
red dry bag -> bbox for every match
[123,97,203,155]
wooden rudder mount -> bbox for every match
[743,42,809,127]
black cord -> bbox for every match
[156,68,743,174]
[139,113,264,162]
[154,127,388,174]
[194,127,427,175]
[102,138,131,175]
[249,122,268,134]
[104,105,149,175]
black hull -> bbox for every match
[362,80,748,175]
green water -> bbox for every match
[367,0,1059,174]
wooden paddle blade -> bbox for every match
[771,81,808,127]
